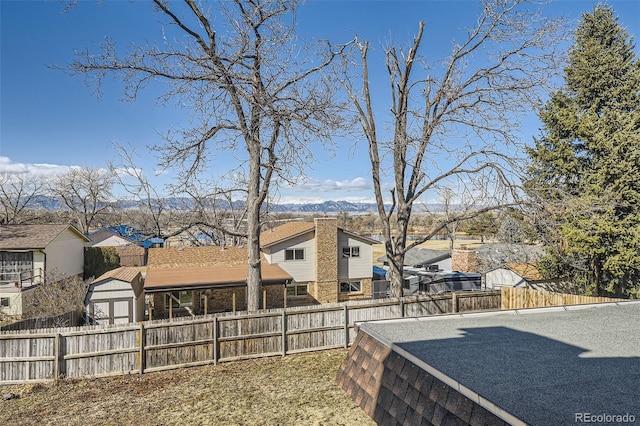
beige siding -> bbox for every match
[268,233,316,282]
[337,233,373,280]
[44,228,85,278]
[0,291,23,316]
[33,251,45,283]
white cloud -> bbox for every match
[290,177,371,193]
[113,166,143,177]
[0,156,71,176]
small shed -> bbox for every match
[484,262,546,290]
[85,267,144,325]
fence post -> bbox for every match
[452,292,459,313]
[54,333,65,380]
[281,311,287,356]
[138,322,146,375]
[344,305,349,348]
[213,316,218,365]
[399,298,405,318]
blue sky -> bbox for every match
[1,0,638,204]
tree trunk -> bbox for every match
[246,157,263,312]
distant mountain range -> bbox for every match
[30,196,448,213]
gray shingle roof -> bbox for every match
[0,224,87,250]
[377,247,450,266]
[360,301,640,425]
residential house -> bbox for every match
[144,246,292,317]
[85,267,145,325]
[86,225,165,266]
[260,218,379,304]
[143,218,379,318]
[0,224,89,317]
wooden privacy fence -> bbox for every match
[501,287,628,310]
[0,291,500,384]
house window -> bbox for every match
[340,281,361,294]
[166,291,193,309]
[342,246,360,258]
[286,282,308,298]
[0,251,33,282]
[285,248,305,261]
[0,297,9,307]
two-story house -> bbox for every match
[0,224,89,317]
[143,217,378,318]
[260,217,378,304]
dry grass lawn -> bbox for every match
[0,349,374,426]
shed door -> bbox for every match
[90,298,133,325]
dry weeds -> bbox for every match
[0,349,374,426]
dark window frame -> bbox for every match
[340,281,362,294]
[285,248,305,261]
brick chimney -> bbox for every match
[314,217,339,303]
[451,246,478,272]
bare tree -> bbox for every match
[22,271,89,321]
[50,167,115,234]
[66,0,350,311]
[342,0,565,296]
[109,142,179,240]
[0,173,47,224]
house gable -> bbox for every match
[0,224,88,250]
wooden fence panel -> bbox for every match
[64,326,139,378]
[0,333,56,383]
[218,313,282,361]
[286,307,345,353]
[501,287,625,310]
[404,295,453,316]
[145,319,215,372]
[457,291,501,312]
[2,291,508,384]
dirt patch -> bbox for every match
[0,349,374,426]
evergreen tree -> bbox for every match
[526,5,640,296]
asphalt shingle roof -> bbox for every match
[0,224,87,250]
[260,222,315,247]
[145,246,292,291]
[360,301,640,425]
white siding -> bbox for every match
[44,228,86,278]
[86,278,142,324]
[337,232,373,280]
[268,232,316,282]
[88,234,131,247]
[485,269,526,289]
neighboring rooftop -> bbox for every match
[260,222,316,247]
[148,246,247,268]
[145,246,292,291]
[0,224,88,249]
[89,225,164,249]
[358,302,640,425]
[377,247,450,266]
